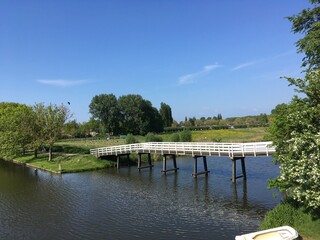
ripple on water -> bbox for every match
[0,157,279,240]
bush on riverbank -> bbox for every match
[260,200,320,240]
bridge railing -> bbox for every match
[90,141,275,158]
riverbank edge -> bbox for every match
[11,159,62,174]
[2,154,117,174]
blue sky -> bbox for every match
[0,0,310,122]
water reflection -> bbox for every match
[232,181,248,208]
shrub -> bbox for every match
[145,132,163,142]
[126,134,138,144]
[180,129,192,142]
[171,133,180,142]
[260,203,297,230]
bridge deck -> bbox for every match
[90,141,275,158]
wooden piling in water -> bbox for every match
[192,155,210,178]
[116,154,131,169]
[231,157,247,183]
[138,153,153,171]
[161,154,179,174]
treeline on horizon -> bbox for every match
[0,93,271,144]
[64,112,270,138]
[66,93,270,138]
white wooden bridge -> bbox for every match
[90,141,275,182]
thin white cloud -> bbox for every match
[37,79,88,87]
[232,60,263,71]
[232,50,296,72]
[178,64,221,85]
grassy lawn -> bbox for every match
[14,153,115,173]
[56,137,126,151]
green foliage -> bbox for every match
[0,102,36,157]
[260,201,320,239]
[267,2,320,210]
[145,132,163,142]
[159,102,173,127]
[34,103,71,161]
[89,94,121,134]
[268,70,320,210]
[170,133,180,142]
[260,202,298,229]
[126,134,138,144]
[179,129,192,142]
[287,0,320,70]
[118,94,163,135]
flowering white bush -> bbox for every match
[269,70,320,210]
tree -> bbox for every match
[81,117,101,137]
[89,94,121,134]
[189,117,196,126]
[159,102,173,127]
[118,94,163,135]
[0,103,36,157]
[34,103,71,161]
[288,0,320,70]
[63,120,79,138]
[267,2,320,210]
[269,71,320,210]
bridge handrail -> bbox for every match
[90,141,275,158]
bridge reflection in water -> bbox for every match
[91,141,275,183]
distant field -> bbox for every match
[57,127,268,150]
[160,127,268,143]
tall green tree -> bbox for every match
[89,94,121,134]
[0,103,36,157]
[268,1,320,210]
[288,0,320,70]
[159,102,173,127]
[34,103,71,161]
[118,94,163,135]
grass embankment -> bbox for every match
[13,138,125,174]
[260,201,320,240]
[14,153,115,173]
[12,127,267,174]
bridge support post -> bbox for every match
[116,154,131,168]
[231,157,247,183]
[161,154,179,174]
[138,153,153,171]
[192,156,210,178]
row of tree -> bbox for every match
[176,114,269,128]
[0,102,70,161]
[89,94,173,136]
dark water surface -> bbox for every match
[0,156,280,240]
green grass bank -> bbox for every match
[260,201,320,240]
[14,153,116,174]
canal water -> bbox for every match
[0,156,280,240]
